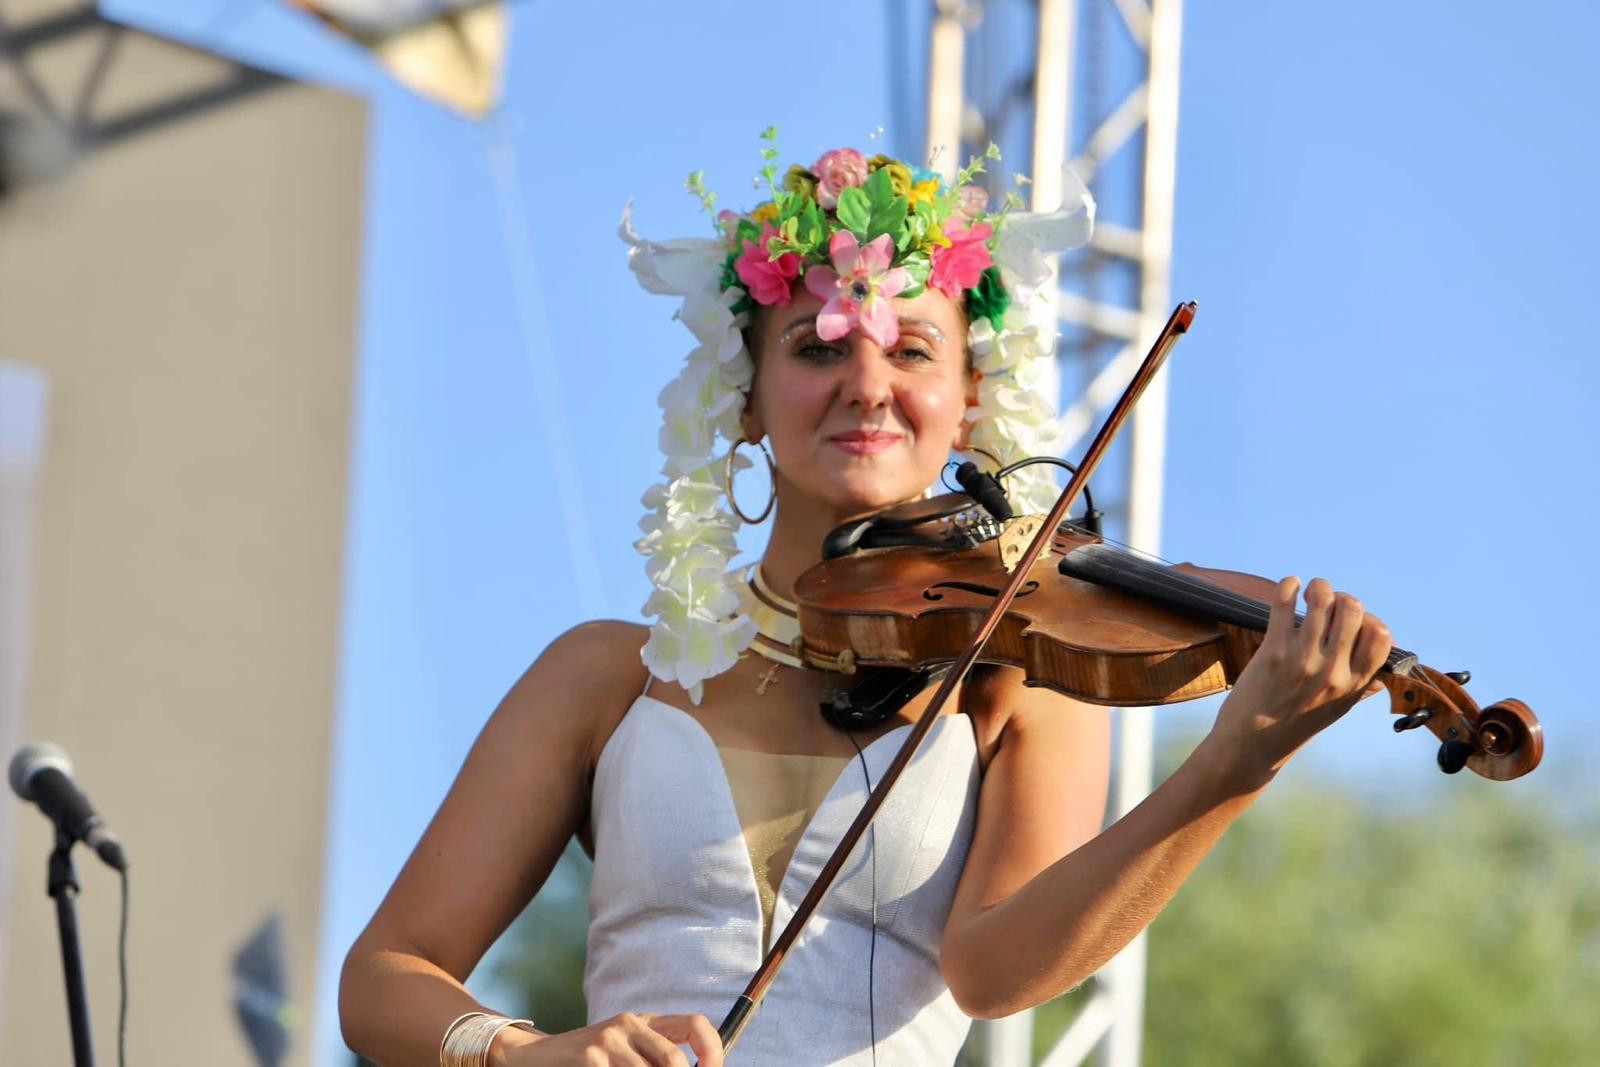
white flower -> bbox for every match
[619,201,726,298]
[974,322,1042,377]
[657,411,714,476]
[640,609,757,704]
[636,511,738,565]
[718,347,754,394]
[678,288,744,364]
[963,306,1068,517]
[967,317,998,360]
[993,183,1095,294]
[656,351,750,473]
[643,579,741,627]
[641,470,728,523]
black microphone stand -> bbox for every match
[47,827,95,1067]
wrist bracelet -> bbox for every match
[440,1011,538,1067]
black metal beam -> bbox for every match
[0,3,291,166]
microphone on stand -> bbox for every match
[9,742,128,871]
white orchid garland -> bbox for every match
[621,147,1094,703]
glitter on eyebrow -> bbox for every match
[899,318,948,343]
[777,314,949,344]
[778,315,818,342]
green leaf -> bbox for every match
[876,201,910,249]
[835,186,871,236]
[898,250,931,298]
[905,212,927,245]
[855,168,909,246]
[684,169,718,229]
[796,198,827,257]
[863,167,895,210]
[952,143,1002,192]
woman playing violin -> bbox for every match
[338,140,1391,1066]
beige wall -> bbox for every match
[0,7,365,1063]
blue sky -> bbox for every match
[104,2,1600,1063]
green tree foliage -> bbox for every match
[1021,765,1599,1065]
[488,772,1598,1066]
[1140,773,1600,1066]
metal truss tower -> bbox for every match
[919,0,1185,1063]
[0,3,291,200]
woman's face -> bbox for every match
[743,287,977,518]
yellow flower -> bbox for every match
[867,154,914,198]
[924,219,952,249]
[908,178,941,210]
[783,165,817,200]
[750,202,778,225]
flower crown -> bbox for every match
[704,132,1017,349]
[621,131,1095,701]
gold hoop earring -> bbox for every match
[723,437,776,524]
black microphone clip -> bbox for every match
[953,461,1013,522]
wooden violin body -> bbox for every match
[795,518,1543,782]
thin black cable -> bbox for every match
[118,867,128,1067]
[995,455,1099,525]
[939,461,964,494]
[844,731,878,1067]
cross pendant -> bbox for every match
[756,662,781,696]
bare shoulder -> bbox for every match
[500,619,650,770]
[345,620,651,981]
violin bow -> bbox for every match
[714,301,1198,1055]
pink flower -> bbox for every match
[803,231,910,348]
[734,225,801,306]
[954,184,989,218]
[717,209,742,249]
[811,147,869,209]
[929,218,994,298]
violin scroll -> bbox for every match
[1379,667,1542,781]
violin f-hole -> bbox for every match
[924,579,1040,602]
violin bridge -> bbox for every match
[998,514,1047,573]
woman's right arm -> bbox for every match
[338,620,722,1067]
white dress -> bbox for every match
[584,694,982,1065]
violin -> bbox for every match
[713,301,1542,1054]
[793,500,1541,781]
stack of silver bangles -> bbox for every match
[440,1011,539,1067]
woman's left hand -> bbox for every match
[1207,575,1391,790]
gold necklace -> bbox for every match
[738,566,807,693]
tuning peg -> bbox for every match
[1393,708,1433,733]
[1437,736,1475,774]
[1445,670,1471,685]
